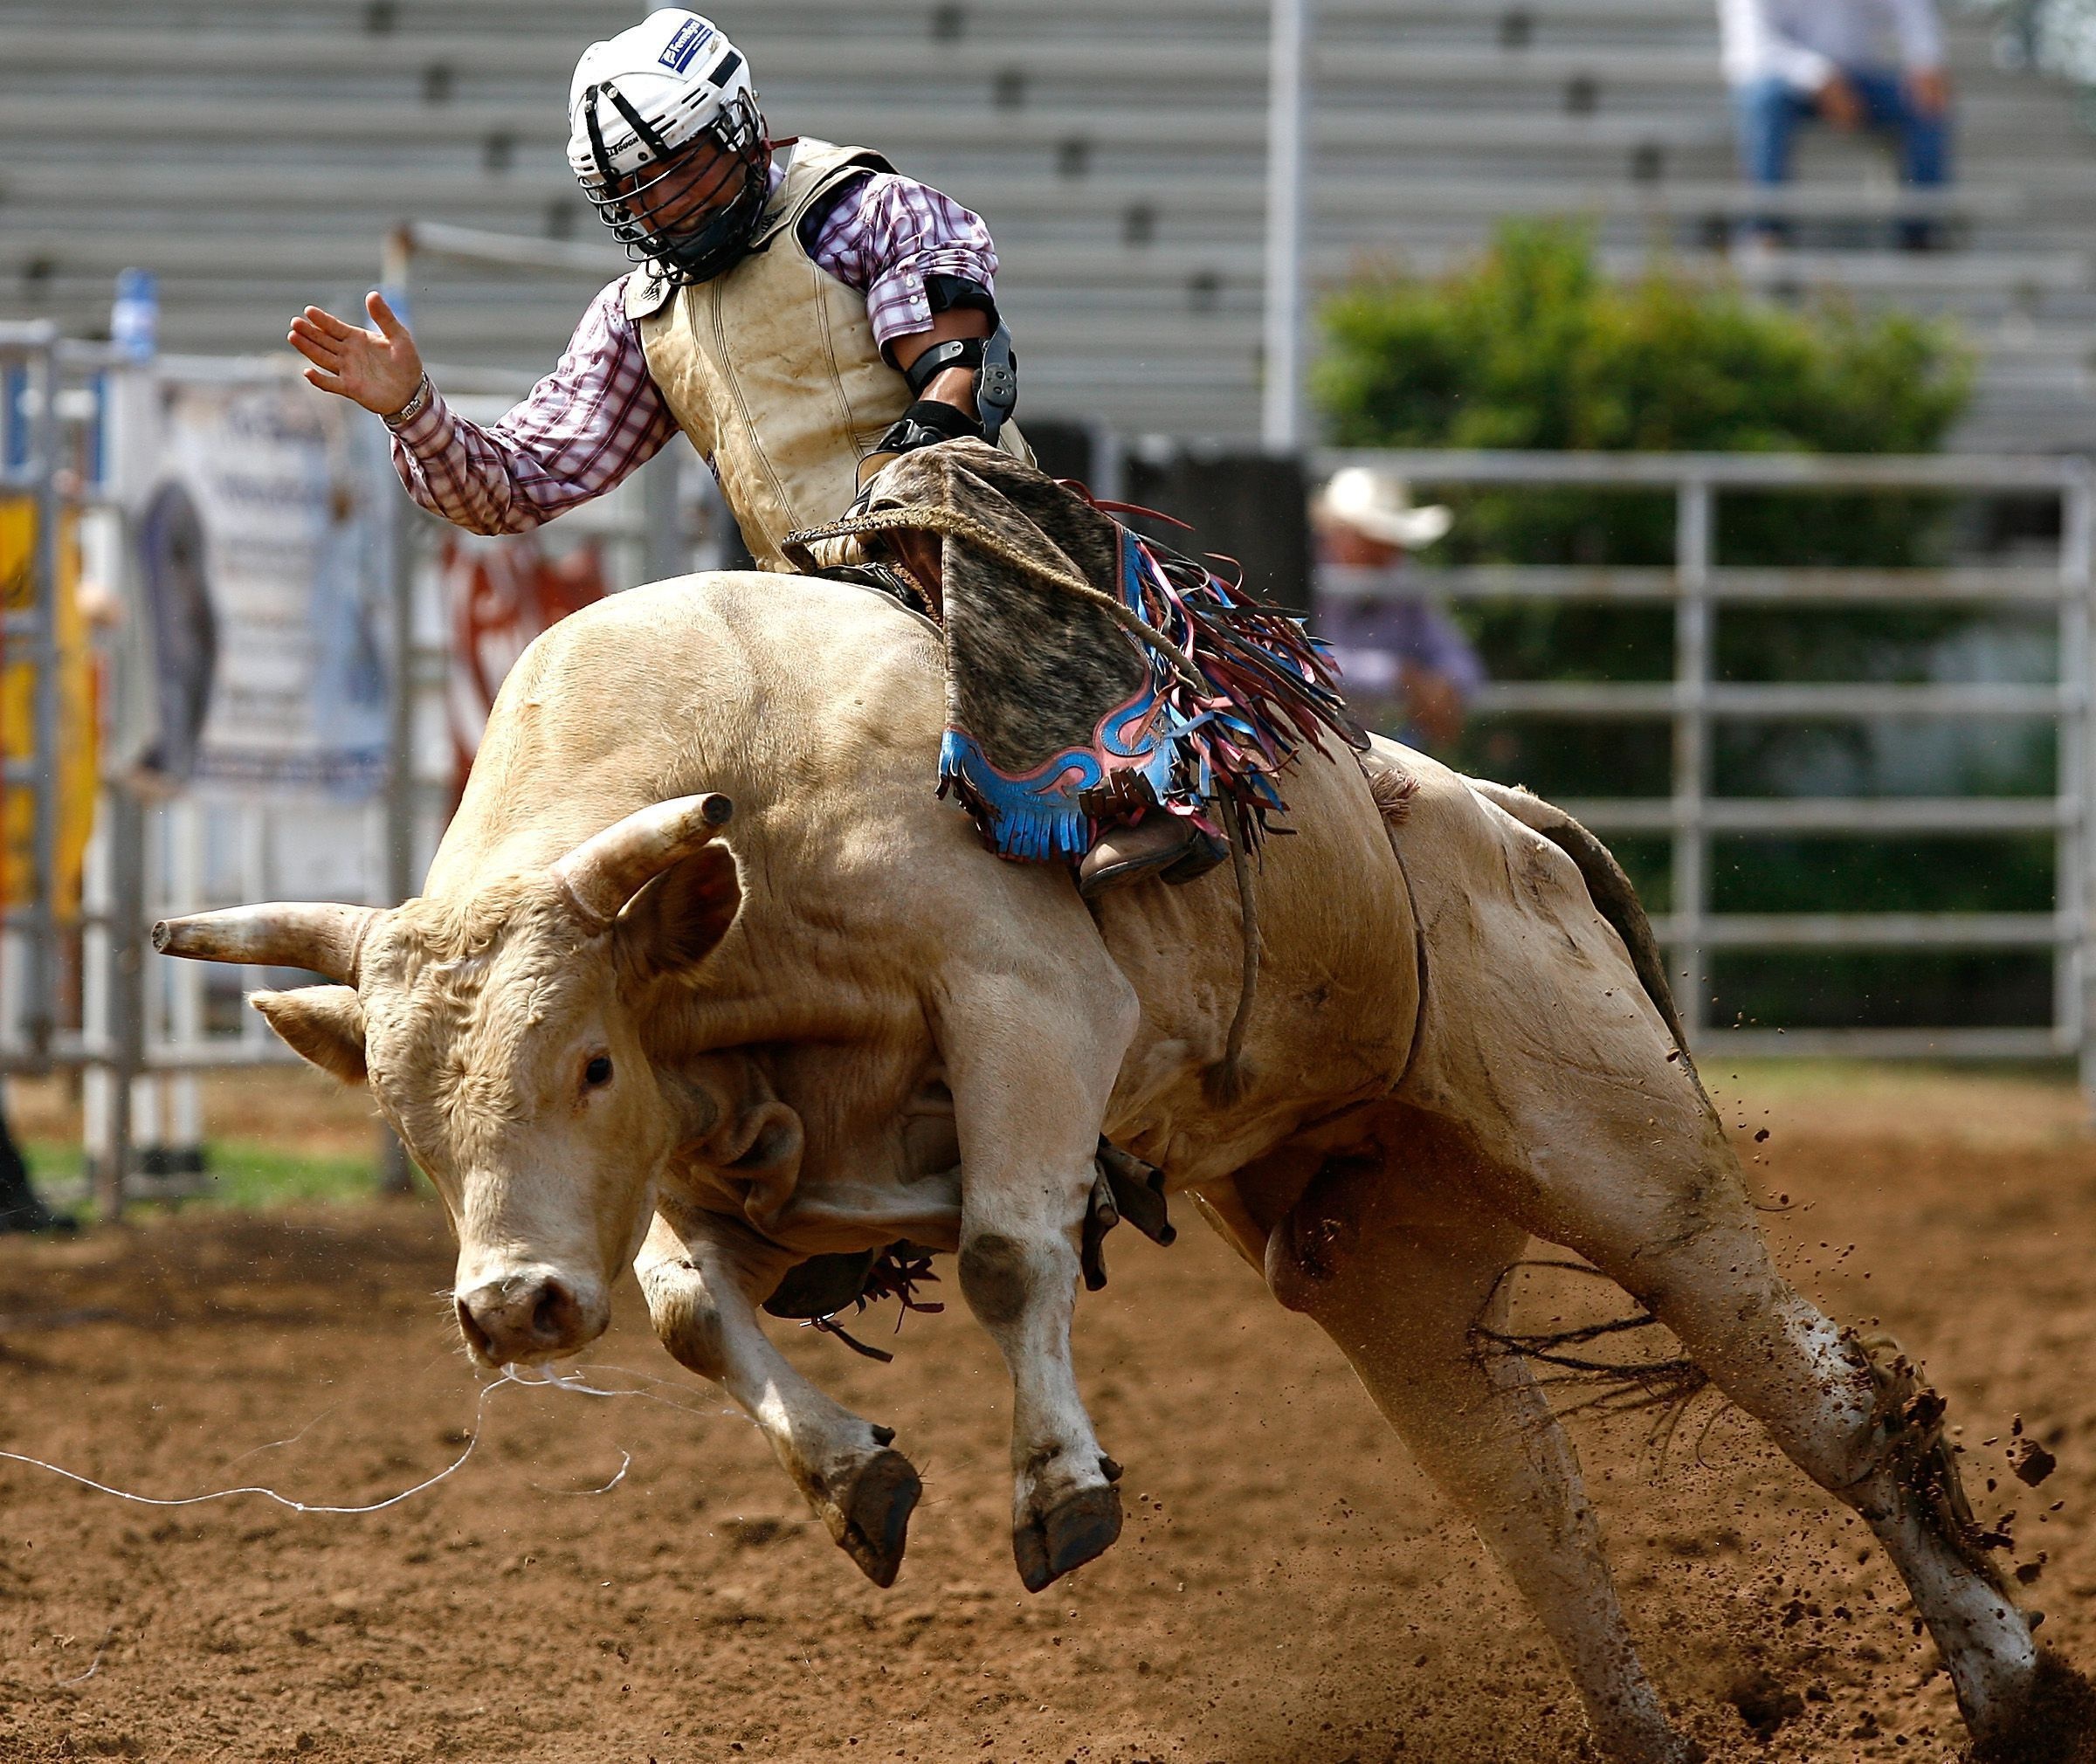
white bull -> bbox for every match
[157,573,2073,1762]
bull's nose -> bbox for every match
[454,1271,602,1366]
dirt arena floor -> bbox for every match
[0,1063,2093,1764]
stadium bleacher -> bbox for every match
[2,0,2093,448]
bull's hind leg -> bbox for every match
[1254,1140,1700,1764]
[636,1206,921,1588]
[1449,1078,2042,1750]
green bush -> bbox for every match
[1314,221,1974,567]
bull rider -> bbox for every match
[290,10,1237,892]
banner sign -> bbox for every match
[0,501,95,920]
[141,381,388,795]
[441,533,606,806]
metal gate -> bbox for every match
[1321,447,2096,1081]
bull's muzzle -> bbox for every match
[453,1267,609,1367]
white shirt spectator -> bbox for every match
[1719,0,1945,93]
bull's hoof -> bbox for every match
[1014,1483,1122,1594]
[824,1447,921,1588]
[1972,1652,2096,1764]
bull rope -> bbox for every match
[1210,793,1261,1104]
[784,504,1210,692]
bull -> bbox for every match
[157,572,2072,1762]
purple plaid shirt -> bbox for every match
[1314,563,1487,700]
[389,165,999,534]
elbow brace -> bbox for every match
[893,320,1019,446]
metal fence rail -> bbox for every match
[1319,447,2096,1079]
[10,408,2096,1203]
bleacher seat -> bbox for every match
[2,0,2093,448]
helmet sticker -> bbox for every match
[658,17,714,73]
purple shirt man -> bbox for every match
[376,168,1002,535]
[1311,469,1485,752]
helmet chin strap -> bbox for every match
[582,85,617,189]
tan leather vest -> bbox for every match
[630,137,1028,571]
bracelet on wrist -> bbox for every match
[383,374,432,430]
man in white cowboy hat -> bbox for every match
[1311,466,1484,752]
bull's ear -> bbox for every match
[251,986,369,1085]
[615,844,742,982]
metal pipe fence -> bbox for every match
[1320,446,2096,1079]
[0,333,693,1212]
[10,384,2096,1205]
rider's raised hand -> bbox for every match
[288,292,425,418]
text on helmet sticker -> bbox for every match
[659,18,715,73]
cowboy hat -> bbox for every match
[1313,466,1453,548]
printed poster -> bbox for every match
[440,533,607,806]
[141,381,388,794]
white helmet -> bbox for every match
[567,10,771,286]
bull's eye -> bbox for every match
[584,1055,614,1088]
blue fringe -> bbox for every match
[938,728,1095,863]
[940,524,1356,865]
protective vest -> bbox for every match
[629,137,1028,571]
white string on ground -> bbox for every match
[0,1370,562,1516]
[521,1359,742,1425]
[218,1402,346,1471]
[0,1357,727,1521]
[52,1626,114,1686]
[528,1452,635,1497]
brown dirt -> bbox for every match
[0,1066,2093,1764]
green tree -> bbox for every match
[1314,221,1972,568]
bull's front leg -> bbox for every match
[635,1202,921,1588]
[941,964,1139,1592]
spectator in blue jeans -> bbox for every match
[1720,0,1953,250]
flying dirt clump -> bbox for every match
[1724,1669,1805,1740]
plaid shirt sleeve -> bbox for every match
[808,171,1001,350]
[389,277,680,535]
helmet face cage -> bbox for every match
[578,85,771,286]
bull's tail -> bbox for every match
[1463,777,1699,1075]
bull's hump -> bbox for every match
[555,572,938,684]
[486,567,946,791]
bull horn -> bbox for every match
[152,901,383,986]
[550,793,734,927]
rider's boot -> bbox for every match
[1077,815,1227,898]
